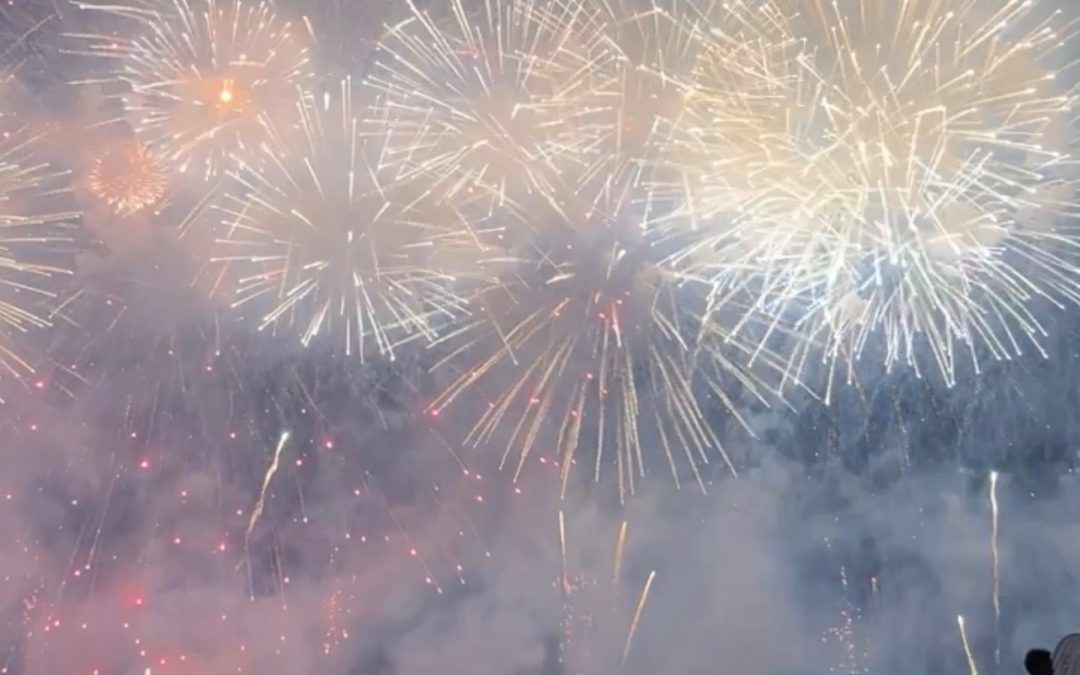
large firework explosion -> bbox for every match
[67,0,315,180]
[210,77,479,358]
[653,0,1080,394]
[409,1,789,498]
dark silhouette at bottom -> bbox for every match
[1026,648,1055,675]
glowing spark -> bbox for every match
[990,470,1000,668]
[621,570,656,666]
[87,140,167,216]
[69,0,314,179]
[957,615,980,675]
[214,77,473,357]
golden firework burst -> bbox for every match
[88,140,167,216]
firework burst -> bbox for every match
[654,0,1080,394]
[414,2,789,498]
[370,0,606,217]
[87,139,168,216]
[212,77,476,359]
[69,0,314,180]
[0,118,81,397]
[427,180,777,499]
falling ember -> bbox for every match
[239,430,290,594]
[558,509,569,596]
[989,471,1000,668]
[612,520,628,587]
[88,140,167,216]
[621,570,656,666]
[957,615,980,675]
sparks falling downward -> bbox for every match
[621,570,656,667]
[957,615,980,675]
[240,430,290,598]
[990,470,1001,669]
[612,520,628,587]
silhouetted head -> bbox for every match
[1025,648,1054,675]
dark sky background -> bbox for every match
[1,1,1079,674]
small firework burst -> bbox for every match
[88,139,167,216]
[69,0,314,180]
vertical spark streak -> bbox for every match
[957,615,980,675]
[612,520,628,585]
[989,470,1000,670]
[621,570,657,666]
[558,509,569,596]
[238,431,290,595]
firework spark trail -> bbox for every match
[67,0,314,180]
[621,569,656,667]
[612,519,627,586]
[957,614,980,675]
[370,0,606,217]
[989,470,1001,669]
[213,76,475,357]
[239,429,289,596]
[558,509,569,595]
[653,0,1080,394]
